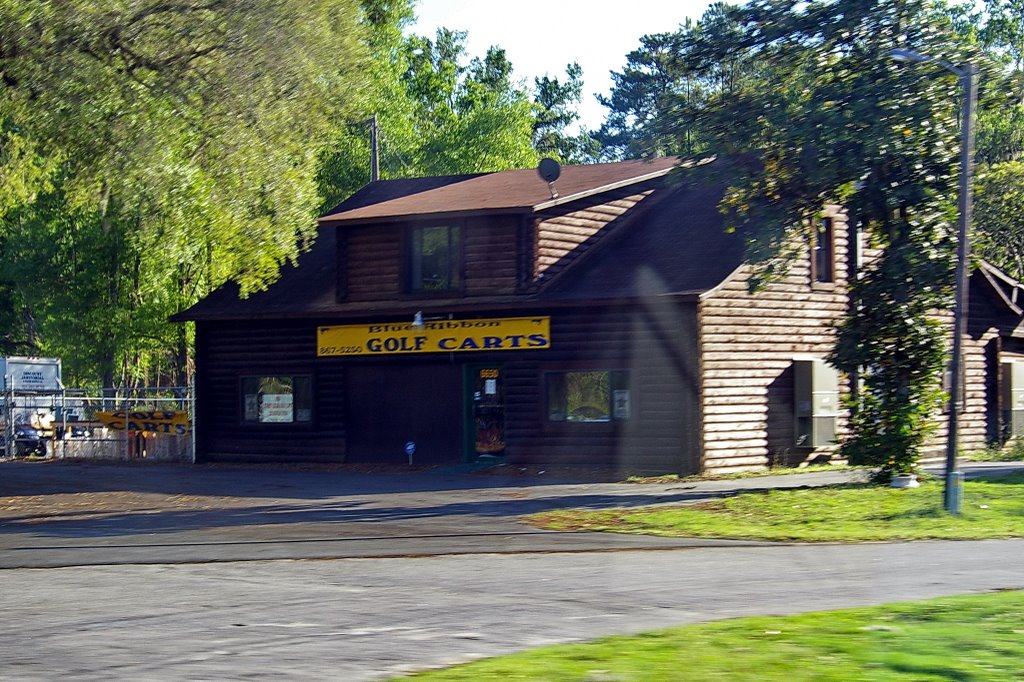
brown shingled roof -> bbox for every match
[318,157,678,225]
[541,178,744,301]
[173,158,745,322]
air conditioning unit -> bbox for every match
[794,358,839,447]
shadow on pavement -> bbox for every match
[0,488,735,540]
[0,460,630,500]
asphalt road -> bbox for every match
[2,460,1023,680]
[5,541,1024,680]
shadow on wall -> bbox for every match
[766,364,835,469]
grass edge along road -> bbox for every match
[525,473,1024,542]
[401,591,1024,681]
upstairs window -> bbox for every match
[813,218,835,283]
[409,224,461,292]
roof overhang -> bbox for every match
[977,259,1024,316]
[529,164,677,212]
[317,157,686,227]
[318,206,530,228]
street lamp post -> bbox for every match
[890,48,977,514]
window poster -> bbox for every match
[244,394,260,422]
[261,393,294,423]
[613,389,631,420]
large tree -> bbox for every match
[318,0,602,212]
[533,63,601,164]
[0,0,368,385]
[318,1,545,211]
[596,3,761,160]
[965,0,1024,280]
[656,0,984,479]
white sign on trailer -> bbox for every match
[0,357,62,392]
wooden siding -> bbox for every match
[345,225,402,301]
[339,186,662,302]
[194,303,701,473]
[698,207,850,474]
[335,228,348,302]
[195,320,347,462]
[925,283,1024,457]
[342,216,520,301]
[464,215,520,295]
[535,187,656,281]
[504,302,701,475]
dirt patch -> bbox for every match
[0,491,252,522]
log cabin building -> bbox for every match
[175,158,1024,474]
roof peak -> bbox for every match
[318,157,680,226]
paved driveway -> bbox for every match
[0,460,853,567]
[4,540,1024,680]
[1,460,1021,567]
[2,460,1023,680]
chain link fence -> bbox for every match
[2,386,194,463]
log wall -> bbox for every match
[535,187,656,281]
[195,320,347,462]
[504,301,701,475]
[341,216,521,302]
[925,280,1024,457]
[194,302,701,473]
[698,207,851,474]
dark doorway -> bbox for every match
[346,365,462,465]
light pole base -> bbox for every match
[944,471,963,514]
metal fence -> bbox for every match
[2,386,194,463]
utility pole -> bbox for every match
[369,114,379,182]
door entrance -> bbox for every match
[346,365,462,465]
[465,365,505,460]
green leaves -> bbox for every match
[610,0,977,475]
[975,160,1024,279]
[0,0,369,383]
[318,14,557,209]
[533,63,601,164]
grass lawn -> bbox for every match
[403,591,1024,680]
[525,472,1024,542]
[624,463,869,484]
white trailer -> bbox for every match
[2,357,62,456]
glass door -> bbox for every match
[465,365,505,459]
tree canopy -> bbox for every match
[317,0,597,212]
[596,0,999,477]
[0,0,599,386]
[0,0,370,384]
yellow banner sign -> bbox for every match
[317,316,551,357]
[95,411,191,435]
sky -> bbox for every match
[407,0,720,131]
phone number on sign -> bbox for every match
[318,345,363,355]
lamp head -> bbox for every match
[889,48,930,63]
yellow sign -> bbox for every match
[317,316,551,357]
[95,410,191,435]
